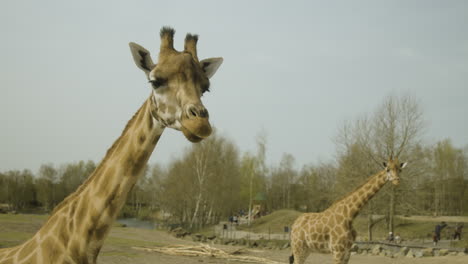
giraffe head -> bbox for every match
[129,27,223,142]
[382,158,407,185]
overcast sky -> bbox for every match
[1,0,467,173]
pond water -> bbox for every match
[117,218,156,230]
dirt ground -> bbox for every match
[99,227,468,264]
[1,214,467,264]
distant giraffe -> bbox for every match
[0,27,223,264]
[290,158,407,264]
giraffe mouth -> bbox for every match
[180,117,212,143]
[181,127,204,143]
[391,178,400,185]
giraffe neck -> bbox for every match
[0,94,165,264]
[330,170,388,220]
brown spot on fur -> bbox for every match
[21,252,37,264]
[159,104,167,113]
[317,225,323,233]
[97,167,115,194]
[57,218,70,247]
[86,224,94,244]
[95,223,109,241]
[2,257,14,264]
[343,206,349,215]
[105,184,120,217]
[18,239,36,259]
[335,225,343,234]
[75,200,88,229]
[131,150,149,176]
[69,241,81,263]
[68,218,74,233]
[6,247,18,258]
[139,133,146,144]
[69,201,77,218]
[41,236,60,263]
[40,216,58,236]
[92,246,102,263]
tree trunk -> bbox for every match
[190,192,202,229]
[389,186,395,233]
[248,169,253,226]
[367,201,374,241]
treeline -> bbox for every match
[0,160,96,212]
[1,94,467,233]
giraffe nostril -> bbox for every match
[187,105,209,118]
[187,106,199,118]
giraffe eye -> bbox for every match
[149,78,167,89]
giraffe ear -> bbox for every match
[400,162,407,169]
[200,57,223,79]
[129,42,155,75]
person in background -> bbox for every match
[453,223,463,240]
[434,221,447,245]
[394,233,402,244]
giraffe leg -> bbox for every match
[351,228,357,241]
[343,250,351,264]
[291,244,310,264]
[332,249,351,264]
[291,251,310,264]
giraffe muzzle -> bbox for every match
[180,105,212,142]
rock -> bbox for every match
[398,247,409,257]
[207,235,216,240]
[438,249,449,256]
[192,233,203,241]
[264,241,274,249]
[282,242,290,249]
[414,251,423,258]
[371,245,382,255]
[171,227,190,238]
[406,249,415,258]
[449,252,458,256]
[350,244,359,252]
[457,252,466,257]
[421,248,434,257]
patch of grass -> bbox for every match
[0,231,33,248]
[100,251,140,257]
[236,210,468,243]
[105,236,164,248]
[237,209,302,233]
[0,213,48,223]
[352,217,437,240]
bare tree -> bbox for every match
[335,94,425,235]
